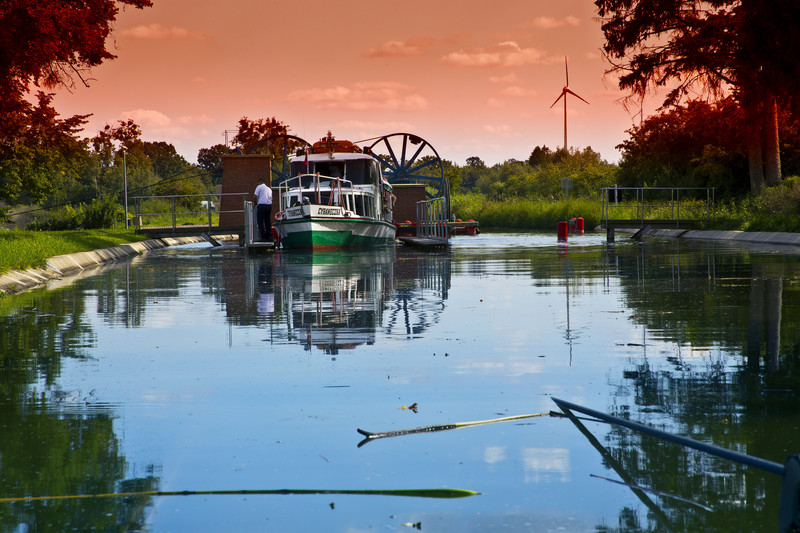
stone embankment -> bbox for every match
[0,234,239,295]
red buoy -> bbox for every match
[576,217,585,235]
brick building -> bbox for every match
[219,154,272,228]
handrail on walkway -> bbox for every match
[601,186,715,228]
[131,192,248,233]
[416,197,448,240]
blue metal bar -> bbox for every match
[552,397,785,476]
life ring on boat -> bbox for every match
[274,210,284,220]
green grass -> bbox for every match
[0,229,149,274]
[452,193,602,230]
[452,191,800,233]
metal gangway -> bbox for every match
[415,196,449,241]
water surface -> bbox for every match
[1,232,798,532]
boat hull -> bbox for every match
[275,217,396,251]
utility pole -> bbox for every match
[124,151,129,229]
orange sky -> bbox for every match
[52,0,656,166]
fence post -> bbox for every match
[207,194,213,230]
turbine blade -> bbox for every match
[550,90,567,108]
[565,56,569,86]
[564,87,590,105]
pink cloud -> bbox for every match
[524,15,581,29]
[363,38,433,58]
[489,73,519,84]
[287,82,428,111]
[122,24,210,41]
[440,41,548,67]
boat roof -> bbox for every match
[291,131,375,162]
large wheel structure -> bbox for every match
[268,134,311,185]
[366,133,448,202]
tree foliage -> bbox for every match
[197,144,230,186]
[617,96,800,198]
[231,117,290,156]
[0,0,152,110]
[456,147,616,200]
[0,0,153,207]
[595,0,800,192]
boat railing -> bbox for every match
[276,174,355,210]
[416,197,449,240]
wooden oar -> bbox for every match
[0,487,479,504]
[357,411,564,447]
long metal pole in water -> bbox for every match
[551,397,785,476]
[553,397,800,531]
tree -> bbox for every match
[595,0,800,193]
[465,156,485,168]
[141,141,191,181]
[231,117,289,155]
[92,119,144,169]
[0,0,153,206]
[528,146,553,167]
[197,144,231,186]
[0,92,89,205]
[617,97,750,196]
[0,0,153,113]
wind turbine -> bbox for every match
[550,56,589,151]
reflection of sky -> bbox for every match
[521,447,571,483]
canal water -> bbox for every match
[0,232,798,532]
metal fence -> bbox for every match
[131,192,248,231]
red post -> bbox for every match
[557,221,568,242]
[576,217,584,235]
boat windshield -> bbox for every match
[290,159,378,185]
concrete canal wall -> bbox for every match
[0,234,239,295]
[643,228,800,247]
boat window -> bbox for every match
[369,161,381,184]
[290,161,305,176]
[355,194,365,216]
[345,160,369,185]
[315,162,344,178]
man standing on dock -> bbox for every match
[254,176,273,241]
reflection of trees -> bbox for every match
[592,241,799,532]
[0,288,159,532]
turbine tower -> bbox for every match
[550,56,589,151]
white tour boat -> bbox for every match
[273,132,396,250]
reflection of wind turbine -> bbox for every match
[550,56,589,150]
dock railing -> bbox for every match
[601,186,715,231]
[131,192,248,233]
[416,197,449,240]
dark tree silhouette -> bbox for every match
[595,0,800,192]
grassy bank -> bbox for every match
[0,229,149,274]
[452,193,602,230]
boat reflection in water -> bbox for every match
[242,247,451,354]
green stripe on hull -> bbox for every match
[276,217,396,250]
